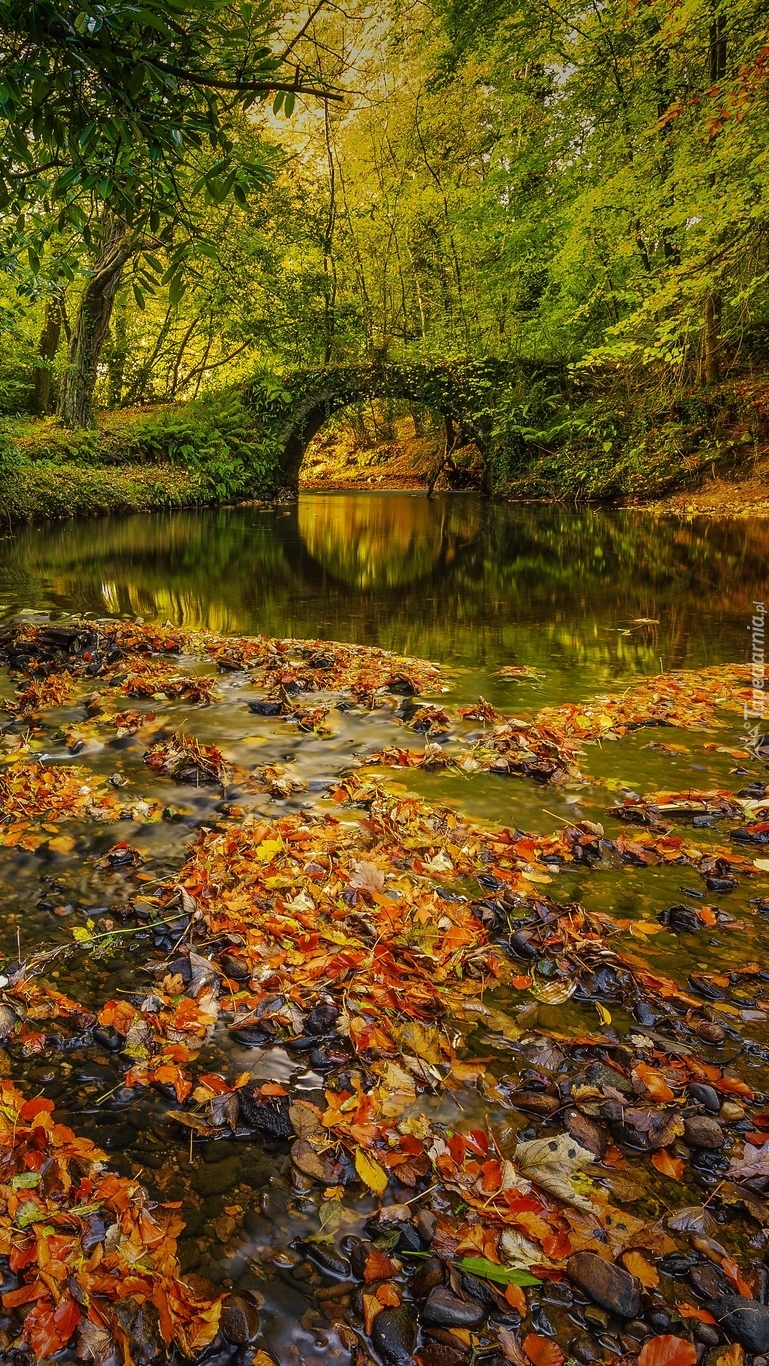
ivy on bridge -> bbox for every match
[239,358,561,494]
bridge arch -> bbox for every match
[240,359,541,494]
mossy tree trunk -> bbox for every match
[58,216,137,428]
[31,292,67,415]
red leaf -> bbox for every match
[638,1335,697,1366]
[20,1096,55,1121]
[523,1332,565,1366]
[26,1297,81,1358]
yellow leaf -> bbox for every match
[595,1003,611,1025]
[621,1249,660,1288]
[254,838,283,863]
[355,1147,388,1197]
[48,835,76,855]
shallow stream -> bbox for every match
[0,494,768,1366]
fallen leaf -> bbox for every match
[652,1149,684,1181]
[523,1332,565,1366]
[355,1147,388,1197]
[621,1249,660,1288]
[514,1134,596,1210]
[638,1336,697,1366]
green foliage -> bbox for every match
[16,392,277,500]
[0,1,322,243]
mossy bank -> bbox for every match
[0,392,280,524]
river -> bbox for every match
[0,494,767,1364]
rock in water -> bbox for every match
[423,1286,486,1328]
[567,1251,641,1318]
[711,1298,769,1353]
[371,1304,418,1364]
[220,1291,261,1345]
[683,1116,724,1149]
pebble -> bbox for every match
[418,1345,468,1366]
[413,1256,445,1299]
[423,1287,486,1329]
[570,1334,601,1363]
[371,1305,417,1364]
[567,1251,641,1319]
[719,1101,745,1121]
[512,1090,560,1118]
[697,1022,726,1045]
[711,1298,769,1353]
[684,1117,725,1150]
[625,1320,651,1340]
[689,1084,721,1114]
[689,1264,732,1300]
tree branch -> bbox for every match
[145,58,345,101]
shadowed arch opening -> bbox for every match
[298,397,482,492]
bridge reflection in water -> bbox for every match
[0,493,764,703]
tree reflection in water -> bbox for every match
[0,494,763,703]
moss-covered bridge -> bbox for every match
[240,358,559,493]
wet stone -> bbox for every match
[711,1299,769,1353]
[697,1021,726,1045]
[567,1252,642,1319]
[689,1083,721,1113]
[693,1324,721,1347]
[512,1090,560,1118]
[571,1335,601,1364]
[418,1345,469,1366]
[684,1117,725,1149]
[412,1255,445,1298]
[191,1156,243,1196]
[587,1062,634,1098]
[689,1264,732,1300]
[423,1287,486,1329]
[218,953,251,982]
[625,1321,651,1340]
[371,1304,418,1364]
[220,1290,261,1345]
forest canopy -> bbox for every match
[0,0,767,425]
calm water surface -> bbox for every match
[0,492,765,700]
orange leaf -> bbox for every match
[717,1076,754,1099]
[718,1345,745,1366]
[634,1062,675,1102]
[621,1250,660,1288]
[506,1282,528,1315]
[652,1149,684,1181]
[720,1256,753,1298]
[26,1297,81,1358]
[376,1283,401,1307]
[363,1248,399,1283]
[638,1336,697,1366]
[677,1303,717,1325]
[523,1332,565,1366]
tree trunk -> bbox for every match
[58,216,136,427]
[106,295,129,408]
[31,294,66,415]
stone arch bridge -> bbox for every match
[240,358,560,493]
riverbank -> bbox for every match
[2,368,767,522]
